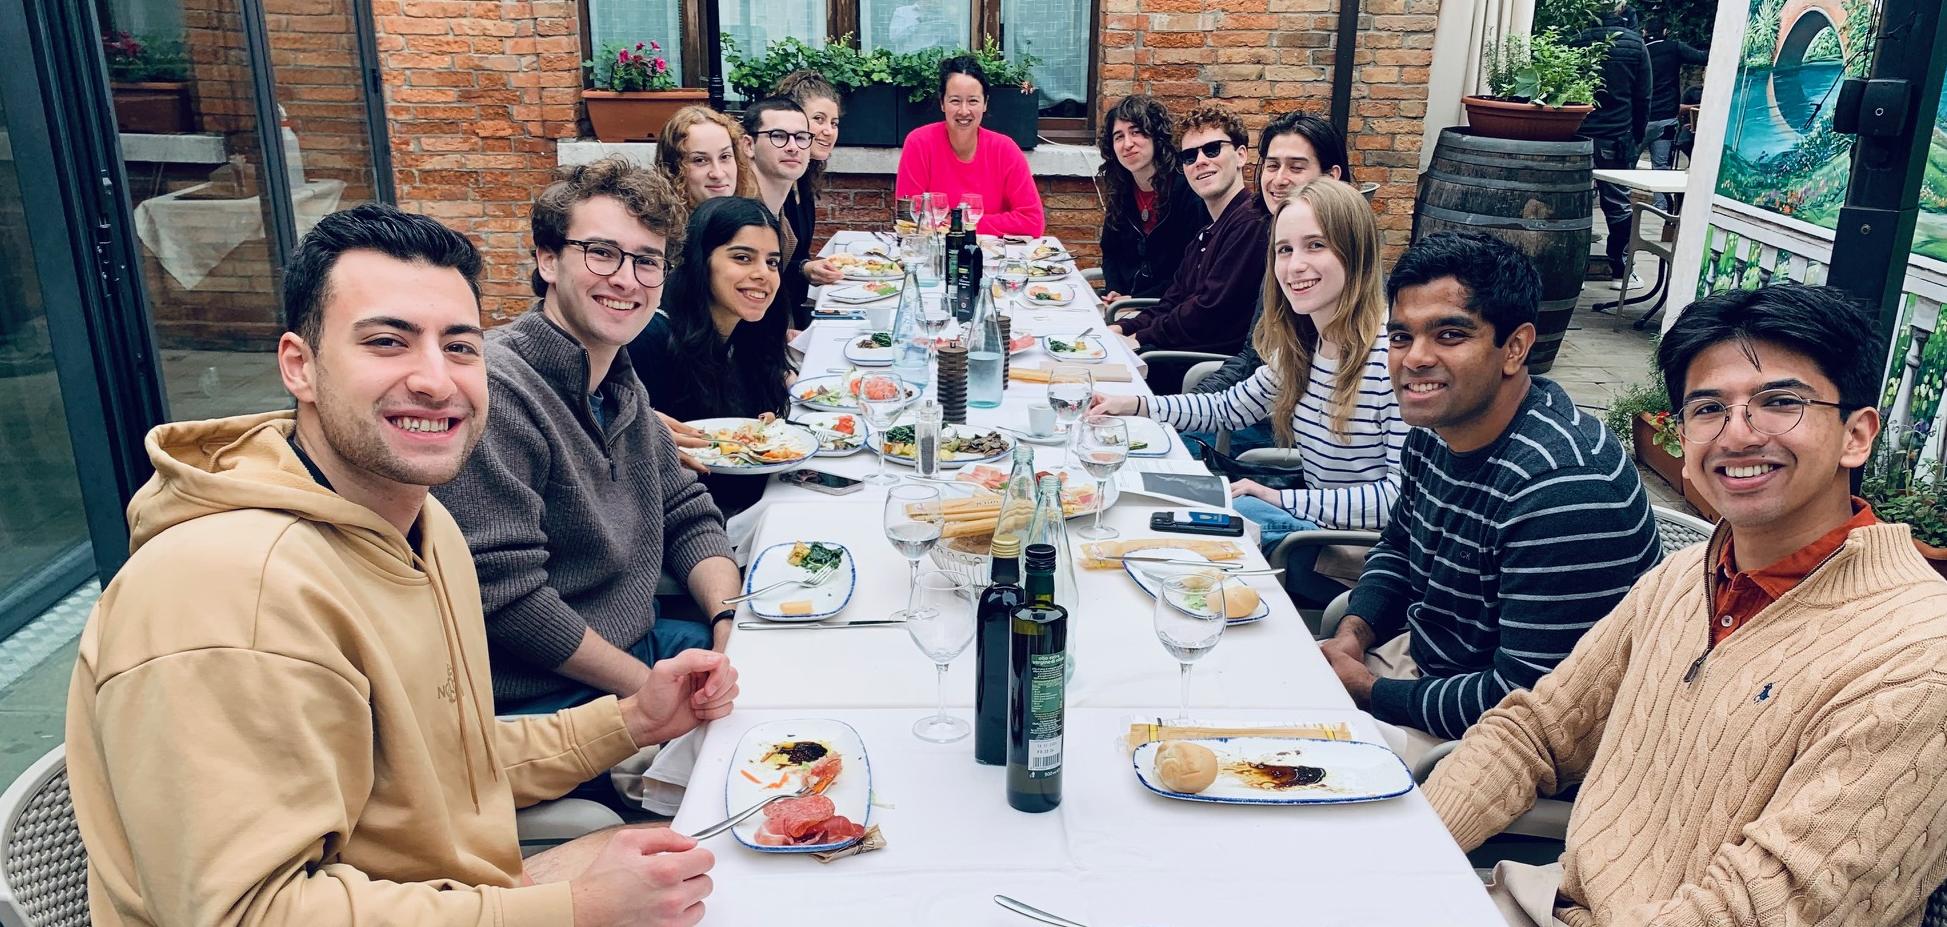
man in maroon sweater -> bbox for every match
[1109,104,1269,360]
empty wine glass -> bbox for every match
[960,193,984,231]
[1074,416,1129,540]
[1046,365,1094,467]
[906,571,976,742]
[1153,572,1227,722]
[859,373,908,485]
[885,485,945,618]
[996,258,1029,310]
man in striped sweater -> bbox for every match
[1319,231,1661,760]
[1427,284,1947,926]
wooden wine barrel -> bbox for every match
[1412,129,1594,373]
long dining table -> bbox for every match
[668,232,1503,925]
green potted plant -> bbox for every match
[890,46,951,139]
[1862,427,1947,579]
[582,39,705,142]
[103,30,194,134]
[1603,376,1721,521]
[722,35,900,147]
[889,40,1040,149]
[1464,31,1609,141]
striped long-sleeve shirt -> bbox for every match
[1151,337,1407,530]
[1347,377,1661,739]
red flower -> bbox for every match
[635,42,645,50]
[653,58,667,72]
[649,40,661,51]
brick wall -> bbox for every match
[265,0,380,203]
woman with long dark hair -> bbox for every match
[1096,95,1205,303]
[629,196,792,514]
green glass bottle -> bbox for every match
[1007,542,1067,812]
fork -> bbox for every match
[723,562,842,605]
[686,772,833,840]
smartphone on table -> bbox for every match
[779,468,865,496]
[1149,510,1246,537]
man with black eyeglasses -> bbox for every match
[433,157,742,729]
[1423,283,1947,926]
[1108,104,1269,368]
[742,96,814,322]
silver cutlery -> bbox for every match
[994,895,1089,927]
[723,562,841,605]
[735,619,907,630]
[1107,554,1247,570]
[687,776,828,840]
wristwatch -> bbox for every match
[711,608,737,625]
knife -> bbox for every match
[736,619,907,630]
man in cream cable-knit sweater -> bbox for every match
[1425,284,1947,926]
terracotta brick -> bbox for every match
[1145,32,1206,49]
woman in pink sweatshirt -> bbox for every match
[894,55,1045,237]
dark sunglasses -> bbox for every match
[1178,140,1233,166]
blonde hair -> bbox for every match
[655,105,759,206]
[1252,178,1387,445]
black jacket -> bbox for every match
[1099,178,1206,300]
[780,176,818,328]
[1572,21,1652,144]
[1646,37,1709,121]
[1188,296,1265,395]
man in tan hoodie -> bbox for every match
[66,203,738,926]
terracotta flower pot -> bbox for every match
[1461,96,1594,143]
[1632,413,1722,522]
[111,81,194,134]
[1913,540,1947,582]
[583,89,707,142]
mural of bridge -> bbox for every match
[1774,0,1849,68]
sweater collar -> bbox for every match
[1701,519,1939,609]
[502,305,641,403]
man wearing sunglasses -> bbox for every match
[1109,104,1269,371]
[433,158,741,742]
[1424,283,1947,926]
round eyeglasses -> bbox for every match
[757,129,814,149]
[1676,388,1849,444]
[564,238,668,287]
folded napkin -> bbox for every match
[812,825,887,863]
[1011,363,1134,384]
[1121,719,1356,755]
[1078,538,1244,569]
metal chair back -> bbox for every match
[0,746,89,927]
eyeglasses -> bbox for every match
[1178,140,1234,165]
[1675,388,1850,444]
[564,239,668,287]
[757,129,814,149]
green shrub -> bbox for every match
[1484,31,1609,107]
[1604,377,1680,457]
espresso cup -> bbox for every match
[1027,403,1056,436]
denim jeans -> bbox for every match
[1233,495,1319,557]
[1179,420,1277,459]
[1591,134,1641,276]
[1645,118,1679,209]
[498,617,716,716]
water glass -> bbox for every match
[1046,365,1094,466]
[996,258,1029,310]
[1153,572,1227,721]
[961,193,985,231]
[906,571,976,742]
[884,485,945,619]
[1074,416,1129,539]
[859,373,907,485]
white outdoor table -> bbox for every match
[671,709,1503,926]
[1591,168,1689,328]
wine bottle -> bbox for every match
[1008,542,1067,812]
[956,217,984,321]
[943,205,966,312]
[976,534,1025,766]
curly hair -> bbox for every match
[530,156,689,297]
[1252,178,1387,444]
[655,105,758,207]
[774,69,842,191]
[1097,95,1184,232]
[1178,104,1249,150]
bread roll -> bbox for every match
[1153,741,1219,794]
[1222,582,1260,620]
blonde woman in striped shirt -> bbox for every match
[1093,178,1406,567]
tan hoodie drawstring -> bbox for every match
[415,542,501,812]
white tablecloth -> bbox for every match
[132,179,346,289]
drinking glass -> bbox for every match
[1153,572,1227,721]
[1046,365,1095,467]
[885,485,945,618]
[859,373,907,485]
[1074,416,1129,539]
[925,193,952,232]
[898,233,934,286]
[996,258,1029,310]
[905,571,976,742]
[961,193,985,231]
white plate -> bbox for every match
[740,541,857,621]
[842,332,896,367]
[683,418,817,476]
[875,422,1014,469]
[791,374,920,412]
[1131,737,1413,805]
[1119,416,1175,457]
[1022,282,1076,307]
[1121,546,1271,625]
[792,412,871,456]
[827,282,902,305]
[1040,333,1105,362]
[726,718,872,851]
[1027,261,1070,280]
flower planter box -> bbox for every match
[1632,413,1721,522]
[839,84,900,147]
[111,81,194,134]
[583,89,707,142]
[1461,96,1593,143]
[896,94,939,140]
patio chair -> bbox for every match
[1137,349,1229,394]
[515,798,626,857]
[0,745,88,927]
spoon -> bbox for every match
[994,895,1088,927]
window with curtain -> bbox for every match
[859,0,970,55]
[721,0,827,101]
[588,0,684,77]
[1000,0,1086,112]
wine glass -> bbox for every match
[1153,572,1227,722]
[905,571,976,742]
[1046,365,1094,467]
[885,485,945,618]
[996,258,1029,310]
[960,193,985,231]
[859,373,908,486]
[925,193,952,233]
[1074,416,1129,539]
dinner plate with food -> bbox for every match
[842,331,896,367]
[1026,261,1070,280]
[876,423,1013,468]
[1027,241,1073,263]
[829,252,904,281]
[1022,282,1076,307]
[682,418,817,476]
[740,540,856,621]
[1118,415,1174,457]
[791,412,869,456]
[1041,333,1105,361]
[1121,547,1271,624]
[826,281,902,305]
[1131,737,1412,805]
[726,719,872,851]
[792,373,920,412]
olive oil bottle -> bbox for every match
[1007,543,1067,812]
[975,535,1024,766]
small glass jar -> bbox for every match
[913,399,944,479]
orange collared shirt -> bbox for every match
[1711,498,1877,645]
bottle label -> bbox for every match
[1026,651,1064,772]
